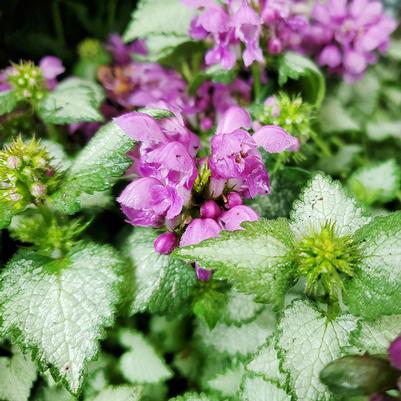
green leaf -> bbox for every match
[37,78,105,125]
[366,118,401,141]
[247,167,311,219]
[345,212,401,319]
[221,289,264,326]
[290,174,371,241]
[246,338,286,384]
[0,242,124,394]
[174,219,294,308]
[125,228,197,315]
[92,386,142,401]
[51,121,134,214]
[118,329,172,384]
[123,0,194,42]
[316,145,361,175]
[240,375,291,401]
[32,386,74,401]
[206,362,245,397]
[276,300,358,401]
[0,90,17,116]
[347,160,401,205]
[169,392,219,401]
[318,97,360,133]
[197,309,276,357]
[138,108,175,119]
[351,315,401,355]
[278,52,325,106]
[0,348,37,401]
[0,203,13,230]
[193,288,228,329]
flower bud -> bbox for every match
[6,156,21,169]
[389,335,401,370]
[268,37,283,54]
[31,183,46,198]
[225,192,242,209]
[200,200,221,219]
[154,232,177,255]
[195,265,213,281]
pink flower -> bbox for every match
[107,34,147,65]
[39,56,65,90]
[219,205,259,231]
[180,218,221,246]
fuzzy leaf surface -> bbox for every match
[290,174,371,240]
[175,219,294,308]
[0,243,124,394]
[277,300,357,401]
[38,78,104,124]
[126,228,196,315]
[92,385,142,401]
[0,90,17,115]
[240,375,291,401]
[51,121,134,214]
[345,212,401,319]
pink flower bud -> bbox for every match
[389,335,401,370]
[6,156,21,169]
[31,183,46,197]
[154,232,178,255]
[195,264,213,281]
[200,200,221,219]
[225,192,242,209]
[268,37,283,54]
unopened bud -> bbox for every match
[6,156,21,169]
[31,183,46,197]
[154,232,177,255]
[225,192,243,209]
[200,200,221,219]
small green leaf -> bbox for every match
[0,90,17,116]
[38,78,104,124]
[0,348,37,401]
[290,174,371,241]
[246,338,286,384]
[206,362,245,397]
[193,288,228,329]
[138,108,175,119]
[123,0,194,42]
[118,329,172,384]
[93,385,142,401]
[0,203,13,230]
[197,309,276,357]
[347,160,401,205]
[278,52,325,106]
[175,219,294,308]
[240,375,291,401]
[125,228,197,315]
[351,314,401,355]
[32,385,74,401]
[277,300,358,401]
[51,121,134,214]
[345,212,401,319]
[0,242,124,394]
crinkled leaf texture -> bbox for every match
[240,375,291,401]
[345,211,401,319]
[0,242,124,394]
[290,173,371,240]
[126,228,197,315]
[0,90,17,116]
[92,385,142,401]
[206,362,245,397]
[174,219,294,309]
[278,52,325,106]
[197,309,275,358]
[37,78,105,124]
[51,121,134,214]
[347,159,401,205]
[123,0,193,43]
[118,329,172,384]
[0,348,37,401]
[276,300,358,401]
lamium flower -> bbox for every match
[106,34,147,65]
[117,106,297,280]
[97,62,188,109]
[184,0,309,69]
[304,0,397,82]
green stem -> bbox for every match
[251,63,262,102]
[181,61,192,83]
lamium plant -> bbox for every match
[0,0,400,401]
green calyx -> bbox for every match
[8,61,47,103]
[0,137,62,211]
[294,222,361,301]
[78,38,105,59]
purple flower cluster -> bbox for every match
[115,105,298,280]
[184,0,308,70]
[304,0,397,82]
